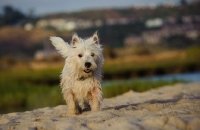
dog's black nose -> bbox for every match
[85,62,91,68]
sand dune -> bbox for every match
[0,82,200,130]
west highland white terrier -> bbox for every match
[50,32,104,115]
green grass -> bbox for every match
[0,84,64,113]
[0,69,64,113]
[103,79,186,98]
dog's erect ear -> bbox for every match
[50,37,69,58]
[92,31,99,44]
[71,33,80,46]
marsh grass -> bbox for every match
[0,69,64,113]
[0,69,185,114]
[103,79,186,98]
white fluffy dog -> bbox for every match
[50,32,104,115]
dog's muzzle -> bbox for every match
[84,62,92,73]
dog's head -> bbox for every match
[50,32,104,79]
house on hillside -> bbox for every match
[145,18,163,28]
[34,49,60,61]
[36,18,77,31]
[124,30,165,45]
[124,35,143,45]
[36,18,103,31]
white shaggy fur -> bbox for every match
[50,32,104,115]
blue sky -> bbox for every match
[0,0,179,16]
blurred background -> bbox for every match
[0,0,200,114]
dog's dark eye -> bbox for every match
[78,54,82,58]
[91,53,95,57]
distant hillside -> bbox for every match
[0,1,199,59]
[42,1,200,20]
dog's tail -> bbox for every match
[50,37,69,58]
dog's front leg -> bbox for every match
[91,86,102,111]
[64,90,80,115]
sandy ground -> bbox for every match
[0,82,200,130]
